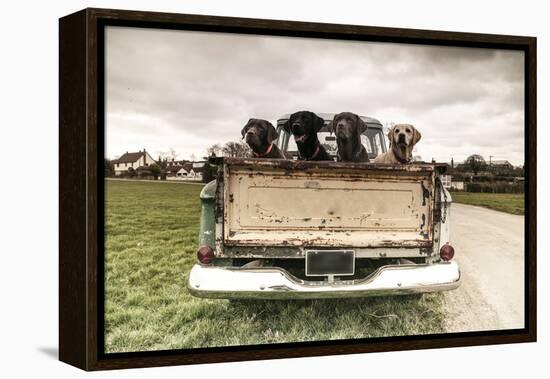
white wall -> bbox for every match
[1,1,546,379]
[113,152,157,174]
[144,151,156,165]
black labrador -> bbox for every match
[331,112,370,162]
[241,118,286,159]
[283,111,331,161]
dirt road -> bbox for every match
[443,203,525,332]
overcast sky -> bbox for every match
[105,26,525,165]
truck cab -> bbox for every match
[275,113,387,161]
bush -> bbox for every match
[466,182,524,194]
[202,163,217,183]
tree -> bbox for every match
[206,143,223,157]
[159,147,178,162]
[222,141,251,157]
[158,155,168,169]
[465,154,487,175]
[149,163,161,180]
[127,167,136,178]
[202,162,216,183]
[104,159,114,177]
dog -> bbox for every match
[331,112,370,162]
[241,118,286,159]
[373,123,421,164]
[282,111,331,161]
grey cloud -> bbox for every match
[106,26,524,165]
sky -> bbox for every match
[105,26,525,165]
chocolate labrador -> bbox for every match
[283,111,331,161]
[331,112,369,162]
[241,118,286,159]
[373,124,421,164]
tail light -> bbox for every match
[439,243,455,261]
[197,245,215,264]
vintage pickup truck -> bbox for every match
[187,114,460,299]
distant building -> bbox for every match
[112,149,156,176]
[451,181,465,191]
[440,175,452,189]
[490,160,514,169]
[165,165,184,177]
[440,174,464,191]
[165,161,206,181]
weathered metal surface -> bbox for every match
[220,245,432,259]
[219,156,442,173]
[187,261,461,299]
[219,158,435,249]
[198,181,216,248]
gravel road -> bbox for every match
[443,203,525,332]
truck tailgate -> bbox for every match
[221,158,435,248]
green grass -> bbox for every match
[451,192,524,215]
[105,179,445,353]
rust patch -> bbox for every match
[421,181,429,206]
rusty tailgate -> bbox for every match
[220,158,435,248]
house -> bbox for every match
[490,160,514,169]
[176,167,190,177]
[165,161,205,181]
[165,165,184,177]
[440,174,464,191]
[451,181,465,191]
[440,175,452,189]
[112,149,157,176]
[489,160,516,175]
[190,161,206,180]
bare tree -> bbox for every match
[159,147,178,162]
[465,154,487,175]
[206,143,223,157]
[222,141,251,157]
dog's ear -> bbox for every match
[266,121,279,143]
[355,115,367,148]
[312,112,325,132]
[387,126,394,148]
[241,119,253,139]
[412,126,422,145]
[356,115,367,134]
[329,114,339,135]
[282,117,291,134]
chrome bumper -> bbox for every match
[187,261,461,299]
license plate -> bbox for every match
[305,250,355,277]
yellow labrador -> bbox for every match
[374,124,421,164]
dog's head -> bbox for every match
[331,112,367,141]
[282,111,325,144]
[241,118,279,154]
[388,123,421,150]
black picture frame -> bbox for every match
[59,8,537,371]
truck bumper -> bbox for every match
[187,261,461,299]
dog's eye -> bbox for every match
[395,129,400,133]
[406,128,411,133]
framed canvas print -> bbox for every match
[59,8,537,371]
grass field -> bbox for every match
[105,179,446,353]
[451,192,524,215]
